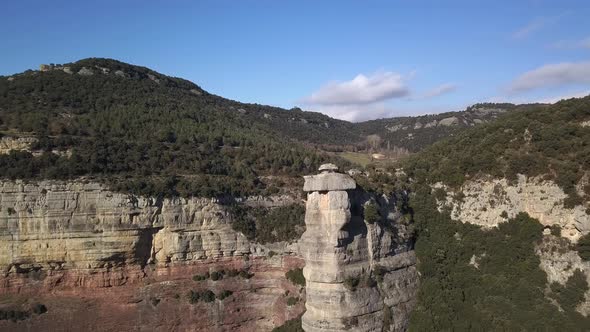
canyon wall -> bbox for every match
[435,174,590,316]
[300,165,418,332]
[0,180,305,331]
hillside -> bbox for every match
[398,96,590,330]
[0,58,530,197]
[355,102,538,152]
[0,58,363,197]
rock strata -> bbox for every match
[300,165,417,332]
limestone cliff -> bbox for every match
[300,165,417,332]
[434,174,590,317]
[0,180,304,331]
[435,175,589,242]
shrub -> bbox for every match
[344,276,360,291]
[201,290,216,302]
[226,269,239,277]
[576,233,590,261]
[285,268,305,287]
[272,316,303,332]
[239,270,254,279]
[286,297,298,306]
[551,269,589,311]
[32,303,47,315]
[219,290,233,300]
[210,271,223,281]
[192,272,210,281]
[373,265,387,283]
[364,201,380,224]
[551,225,562,237]
[188,290,200,304]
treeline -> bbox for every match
[404,96,590,206]
[408,179,590,330]
[0,58,355,197]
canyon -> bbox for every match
[0,165,418,331]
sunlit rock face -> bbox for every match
[434,175,589,242]
[0,180,304,331]
[300,165,418,332]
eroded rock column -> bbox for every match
[300,164,419,332]
[300,164,363,331]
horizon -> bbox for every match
[2,0,590,121]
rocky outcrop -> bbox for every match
[0,180,304,331]
[435,175,590,316]
[0,136,37,154]
[300,166,417,332]
[435,175,589,242]
[537,236,590,315]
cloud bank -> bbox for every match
[420,83,457,99]
[302,72,458,122]
[304,72,409,105]
[508,61,590,92]
[511,13,568,40]
[549,37,590,50]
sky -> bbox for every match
[1,0,590,122]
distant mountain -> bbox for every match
[355,103,546,152]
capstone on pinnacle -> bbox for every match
[303,164,355,192]
[318,163,338,173]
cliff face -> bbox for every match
[300,166,417,332]
[0,180,305,331]
[435,175,589,242]
[435,175,590,317]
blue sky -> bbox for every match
[2,0,590,121]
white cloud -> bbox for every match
[487,90,590,105]
[538,90,590,103]
[508,61,590,92]
[420,83,457,99]
[512,18,549,39]
[549,36,590,50]
[304,71,409,105]
[511,13,568,40]
[308,104,393,122]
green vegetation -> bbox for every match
[272,316,304,332]
[210,271,223,281]
[373,265,387,283]
[286,297,299,306]
[192,268,253,282]
[285,268,305,287]
[337,151,373,167]
[230,204,305,244]
[218,290,233,300]
[188,290,216,304]
[192,272,209,281]
[356,103,519,152]
[404,97,590,206]
[408,178,590,330]
[551,224,562,237]
[0,303,47,322]
[576,233,590,261]
[363,201,381,224]
[343,273,376,291]
[550,270,589,312]
[0,58,353,198]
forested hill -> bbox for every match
[400,95,590,330]
[355,102,543,152]
[0,57,577,198]
[1,58,361,146]
[0,58,360,197]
